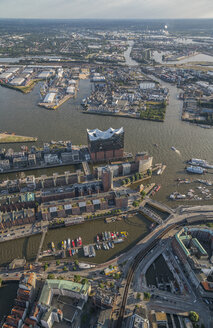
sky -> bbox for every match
[0,0,212,19]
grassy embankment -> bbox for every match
[0,133,37,144]
[0,79,41,94]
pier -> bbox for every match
[35,229,47,263]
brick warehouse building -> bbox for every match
[87,127,124,163]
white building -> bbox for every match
[0,72,13,79]
[43,93,56,103]
[10,77,25,86]
[140,82,156,90]
[66,86,75,94]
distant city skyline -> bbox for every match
[0,0,212,19]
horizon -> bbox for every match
[0,0,212,20]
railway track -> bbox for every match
[116,223,177,328]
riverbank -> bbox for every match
[38,94,74,110]
[0,79,40,94]
[0,132,37,144]
[83,110,165,122]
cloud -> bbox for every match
[0,0,212,19]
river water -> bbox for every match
[1,46,213,206]
[1,44,213,266]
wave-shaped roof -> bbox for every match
[87,127,123,141]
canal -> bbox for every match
[0,233,41,266]
[41,213,151,264]
[0,281,19,322]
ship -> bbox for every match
[186,166,205,174]
[188,158,213,169]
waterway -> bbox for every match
[42,213,151,264]
[0,282,19,322]
[1,43,213,265]
[152,50,213,65]
[0,233,41,266]
[1,46,213,207]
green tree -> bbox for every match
[109,265,113,269]
[44,263,48,271]
[74,274,81,283]
[189,311,199,323]
[99,283,105,289]
[136,292,141,300]
[0,278,2,287]
[140,190,146,199]
[133,201,139,207]
[81,278,88,285]
[63,266,68,272]
[147,169,152,176]
[56,260,60,266]
[132,175,135,182]
[144,292,151,300]
[114,272,121,279]
[74,260,79,266]
[47,274,55,279]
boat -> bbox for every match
[72,240,75,248]
[114,238,124,244]
[96,234,99,243]
[69,249,72,256]
[72,249,75,255]
[78,237,82,247]
[155,185,161,192]
[61,241,64,249]
[176,193,186,199]
[51,242,55,252]
[64,240,67,249]
[67,238,71,249]
[186,166,205,174]
[188,158,213,169]
[171,146,180,154]
[156,168,162,175]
